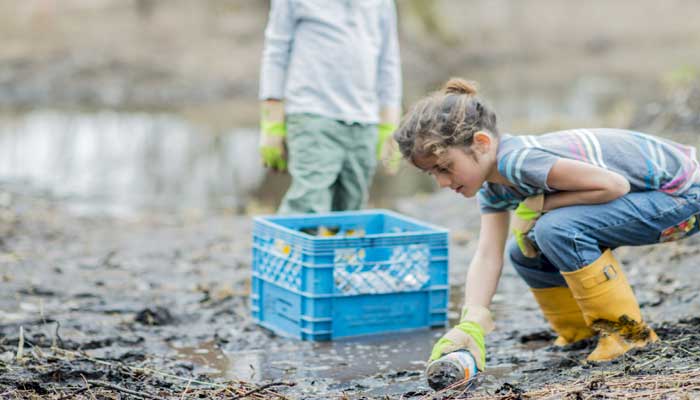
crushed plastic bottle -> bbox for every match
[425,350,478,391]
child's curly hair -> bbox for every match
[393,78,499,163]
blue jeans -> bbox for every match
[510,186,700,289]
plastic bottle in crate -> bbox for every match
[425,350,478,391]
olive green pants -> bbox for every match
[279,113,377,214]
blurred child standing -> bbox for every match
[258,0,402,214]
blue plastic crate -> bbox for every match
[250,209,449,341]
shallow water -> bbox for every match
[0,110,266,215]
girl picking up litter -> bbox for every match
[393,78,700,371]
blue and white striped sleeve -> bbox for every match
[498,148,559,192]
[259,0,295,101]
[477,187,511,214]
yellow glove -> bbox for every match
[259,100,287,172]
[259,120,287,171]
[377,123,401,174]
[429,304,494,371]
[511,194,545,258]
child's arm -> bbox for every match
[465,211,510,307]
[429,210,509,369]
[258,0,294,171]
[376,0,402,119]
[259,0,294,104]
[376,2,402,173]
[543,158,630,211]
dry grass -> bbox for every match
[1,345,294,400]
[416,369,700,400]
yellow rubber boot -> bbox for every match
[530,286,594,346]
[562,250,659,362]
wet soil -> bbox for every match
[3,1,700,398]
[2,185,700,399]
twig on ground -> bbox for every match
[229,382,296,400]
[81,375,97,400]
[676,346,700,357]
[52,320,64,349]
[55,386,88,400]
[15,326,24,360]
[180,379,192,400]
[53,347,226,388]
[87,380,167,400]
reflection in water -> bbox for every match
[207,329,435,385]
[0,110,265,215]
[169,330,435,388]
[171,340,233,379]
[175,327,518,396]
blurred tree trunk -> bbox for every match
[406,0,457,45]
[135,0,156,19]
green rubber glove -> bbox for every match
[511,194,545,258]
[376,123,401,174]
[514,199,542,221]
[259,120,287,171]
[429,304,494,371]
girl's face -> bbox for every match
[412,133,497,197]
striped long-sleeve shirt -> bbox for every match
[258,0,402,124]
[478,129,700,213]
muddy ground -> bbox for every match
[2,1,700,398]
[1,181,700,399]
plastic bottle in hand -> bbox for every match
[425,350,478,391]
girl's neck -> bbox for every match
[486,168,513,186]
[483,137,514,186]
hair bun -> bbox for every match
[442,78,478,96]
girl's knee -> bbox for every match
[507,239,543,271]
[507,238,529,266]
[506,239,567,288]
[533,211,574,251]
[533,210,599,271]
